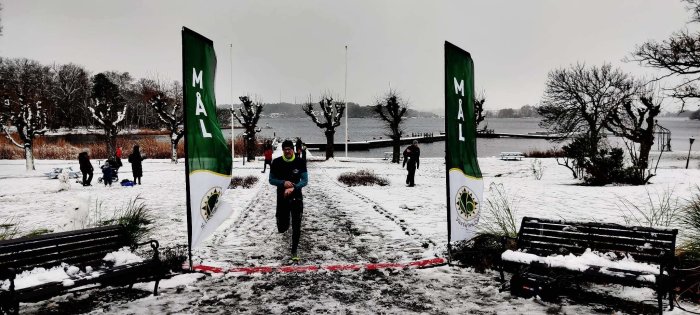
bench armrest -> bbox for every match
[131,239,160,262]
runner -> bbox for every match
[269,139,308,262]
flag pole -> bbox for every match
[344,45,348,158]
[182,27,194,271]
[230,43,235,165]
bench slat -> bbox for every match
[0,228,126,255]
[520,228,675,251]
[0,226,123,247]
[519,238,670,263]
[0,242,127,271]
[0,236,126,267]
[521,221,677,242]
[521,217,677,235]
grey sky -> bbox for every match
[0,0,693,113]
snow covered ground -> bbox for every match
[1,151,700,314]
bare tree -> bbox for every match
[140,79,184,163]
[537,63,637,158]
[474,92,486,129]
[88,73,127,157]
[0,58,52,170]
[302,95,345,160]
[605,83,662,183]
[629,0,700,110]
[374,90,408,163]
[231,96,263,162]
[49,63,91,129]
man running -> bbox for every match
[269,139,308,261]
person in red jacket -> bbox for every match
[262,141,273,173]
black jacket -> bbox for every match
[78,153,93,172]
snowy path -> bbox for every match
[200,162,435,267]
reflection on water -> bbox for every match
[45,117,699,158]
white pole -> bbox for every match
[230,44,235,164]
[344,45,348,158]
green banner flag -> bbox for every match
[445,41,483,244]
[183,27,233,249]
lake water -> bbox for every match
[226,117,699,158]
[47,117,699,158]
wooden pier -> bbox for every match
[305,132,562,151]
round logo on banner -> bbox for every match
[200,187,222,222]
[455,185,479,222]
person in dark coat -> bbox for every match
[295,138,306,160]
[269,139,308,261]
[128,145,145,185]
[402,140,420,187]
[101,158,115,187]
[78,151,93,186]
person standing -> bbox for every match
[78,151,93,186]
[101,158,115,187]
[128,145,145,185]
[402,140,421,187]
[262,142,273,173]
[114,147,123,171]
[295,138,306,160]
[269,139,308,261]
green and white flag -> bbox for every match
[183,27,233,249]
[445,41,483,244]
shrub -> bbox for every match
[479,182,519,238]
[229,175,259,189]
[337,169,389,187]
[23,228,53,237]
[681,185,700,259]
[160,245,189,272]
[0,218,19,240]
[101,196,153,245]
[449,234,505,272]
[525,148,566,158]
[0,131,186,160]
[616,186,681,228]
[530,159,544,180]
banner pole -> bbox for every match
[182,27,194,271]
[444,41,452,266]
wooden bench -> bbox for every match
[499,152,524,161]
[0,225,164,315]
[499,217,678,314]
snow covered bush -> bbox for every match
[337,169,389,187]
[530,158,544,180]
[160,245,189,272]
[229,175,259,189]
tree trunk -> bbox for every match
[392,138,400,164]
[246,133,256,162]
[325,130,335,160]
[24,143,35,171]
[170,138,178,164]
[638,141,652,170]
[107,133,117,159]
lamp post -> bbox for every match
[687,137,695,169]
[242,131,247,166]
